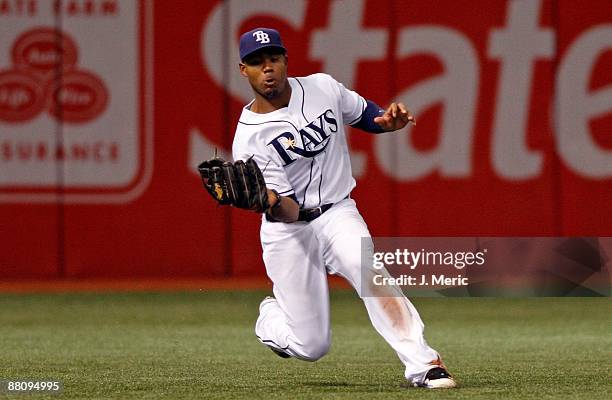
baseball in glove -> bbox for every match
[198,153,270,213]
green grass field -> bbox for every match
[0,290,610,399]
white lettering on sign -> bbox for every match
[0,0,154,204]
[489,0,553,180]
[557,26,612,178]
[197,0,612,181]
[375,27,479,179]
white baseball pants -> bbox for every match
[255,198,442,382]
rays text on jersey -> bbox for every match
[267,109,337,165]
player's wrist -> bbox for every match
[269,189,281,211]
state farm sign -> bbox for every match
[0,0,153,203]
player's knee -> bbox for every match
[293,336,331,362]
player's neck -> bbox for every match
[251,85,292,114]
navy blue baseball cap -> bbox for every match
[239,27,286,60]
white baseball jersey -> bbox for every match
[232,73,367,209]
[234,72,444,385]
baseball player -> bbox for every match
[200,27,456,389]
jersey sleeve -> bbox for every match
[317,73,367,125]
[233,145,295,197]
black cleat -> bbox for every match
[269,347,291,358]
[413,367,457,389]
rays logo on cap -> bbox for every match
[239,27,286,60]
[253,31,270,44]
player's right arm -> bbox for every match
[318,73,415,133]
[265,189,299,223]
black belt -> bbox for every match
[266,195,349,223]
[298,203,334,222]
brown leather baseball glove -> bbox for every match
[198,156,269,212]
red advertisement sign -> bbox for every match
[0,0,610,279]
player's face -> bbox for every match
[240,49,288,100]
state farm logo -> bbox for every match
[0,1,154,204]
[0,27,109,124]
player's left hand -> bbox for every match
[197,156,270,213]
[374,102,416,131]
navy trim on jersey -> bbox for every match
[267,183,295,195]
[317,172,323,205]
[346,97,367,126]
[266,182,282,187]
[317,151,326,206]
[238,119,300,134]
[293,77,308,122]
[301,159,315,206]
[267,182,289,189]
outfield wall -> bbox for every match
[1,0,611,279]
